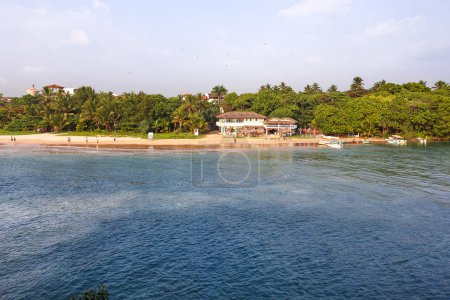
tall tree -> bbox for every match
[350,76,364,91]
[304,85,313,94]
[279,82,293,92]
[433,80,449,90]
[371,80,386,91]
[172,106,188,132]
[327,85,338,93]
[211,85,228,110]
[311,82,322,93]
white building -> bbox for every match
[216,111,267,135]
[265,118,298,135]
[216,112,298,136]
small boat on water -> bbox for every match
[326,140,343,149]
[386,135,407,145]
[318,140,330,145]
[363,139,370,144]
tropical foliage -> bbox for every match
[1,78,449,138]
[69,285,109,300]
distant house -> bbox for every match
[216,111,267,135]
[0,96,12,103]
[44,84,76,95]
[203,93,223,103]
[63,88,76,95]
[45,84,65,93]
[26,84,39,96]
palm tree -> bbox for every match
[172,106,187,132]
[279,82,293,92]
[41,86,53,105]
[433,80,449,90]
[211,85,228,110]
[161,118,170,132]
[372,80,386,91]
[311,82,322,93]
[350,76,364,91]
[327,85,338,93]
[259,84,271,91]
[48,112,68,132]
[304,85,313,93]
[186,112,207,133]
[418,80,427,87]
[81,97,99,129]
[95,93,121,131]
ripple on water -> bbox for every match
[0,144,449,299]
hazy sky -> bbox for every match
[1,0,449,96]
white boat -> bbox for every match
[326,140,343,149]
[363,139,370,144]
[318,140,330,145]
[386,135,407,145]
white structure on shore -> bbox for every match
[216,111,267,135]
[265,117,298,135]
[26,84,39,96]
[216,111,298,136]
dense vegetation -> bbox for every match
[69,285,109,300]
[1,78,449,137]
[0,86,218,135]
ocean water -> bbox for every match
[0,143,449,299]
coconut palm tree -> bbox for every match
[211,85,228,109]
[279,82,293,92]
[186,112,207,133]
[327,85,338,93]
[259,84,271,91]
[95,93,121,131]
[172,106,187,132]
[433,80,449,90]
[418,80,427,87]
[304,85,313,93]
[311,82,322,93]
[350,76,364,91]
[372,80,386,91]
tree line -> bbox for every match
[1,78,449,137]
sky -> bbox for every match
[1,0,450,97]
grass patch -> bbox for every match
[0,130,37,136]
[57,131,147,139]
[288,134,321,139]
[153,132,204,139]
[57,131,203,139]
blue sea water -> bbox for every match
[0,143,449,299]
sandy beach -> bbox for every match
[0,133,386,150]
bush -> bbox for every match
[69,285,109,300]
[5,116,42,131]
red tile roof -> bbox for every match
[265,118,297,125]
[216,111,267,119]
[46,84,64,89]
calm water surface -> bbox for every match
[0,143,449,299]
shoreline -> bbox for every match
[0,133,389,150]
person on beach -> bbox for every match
[13,137,16,142]
[96,137,99,144]
[114,136,116,142]
[10,136,13,142]
[68,137,71,143]
[86,137,88,143]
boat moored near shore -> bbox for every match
[386,135,407,145]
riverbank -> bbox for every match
[0,133,389,149]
